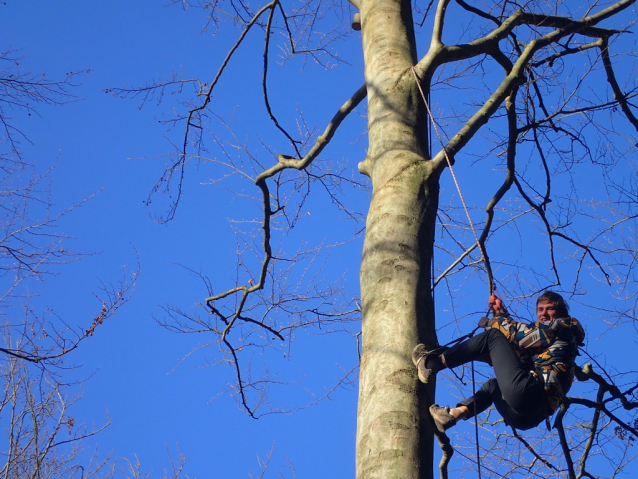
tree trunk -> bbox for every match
[356,1,441,478]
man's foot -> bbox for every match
[429,404,457,433]
[412,344,440,384]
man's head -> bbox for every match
[536,291,569,323]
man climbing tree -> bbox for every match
[123,0,638,477]
[413,291,585,432]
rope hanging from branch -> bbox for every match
[411,67,495,296]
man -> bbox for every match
[413,291,585,432]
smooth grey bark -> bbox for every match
[357,166,441,479]
[356,1,442,478]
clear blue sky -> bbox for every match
[2,1,637,478]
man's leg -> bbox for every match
[443,328,520,371]
[413,329,510,384]
[430,379,497,433]
[448,329,544,413]
[443,329,547,428]
[457,378,499,417]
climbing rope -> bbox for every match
[411,66,489,479]
[410,67,494,295]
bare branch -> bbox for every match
[433,428,453,479]
[257,84,367,181]
[554,403,577,479]
[153,1,278,222]
[600,37,638,132]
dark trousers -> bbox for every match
[443,328,547,430]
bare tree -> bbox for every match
[0,49,138,477]
[124,0,638,478]
[0,48,138,364]
[0,338,114,479]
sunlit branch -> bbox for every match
[256,84,366,181]
[416,6,523,77]
[576,363,638,410]
[577,386,605,478]
[554,403,577,479]
[431,0,452,47]
[517,11,624,38]
[433,428,453,479]
[532,39,603,68]
[569,397,638,438]
[430,43,529,169]
[422,0,634,173]
[432,244,477,289]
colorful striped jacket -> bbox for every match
[487,315,586,413]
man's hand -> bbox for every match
[478,317,491,328]
[489,293,507,316]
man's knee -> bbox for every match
[484,327,509,346]
[483,328,500,339]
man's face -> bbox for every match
[536,300,558,323]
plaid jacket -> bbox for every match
[487,315,586,413]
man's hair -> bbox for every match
[536,291,569,318]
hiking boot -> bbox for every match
[430,404,457,433]
[412,344,439,384]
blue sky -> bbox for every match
[2,1,638,478]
